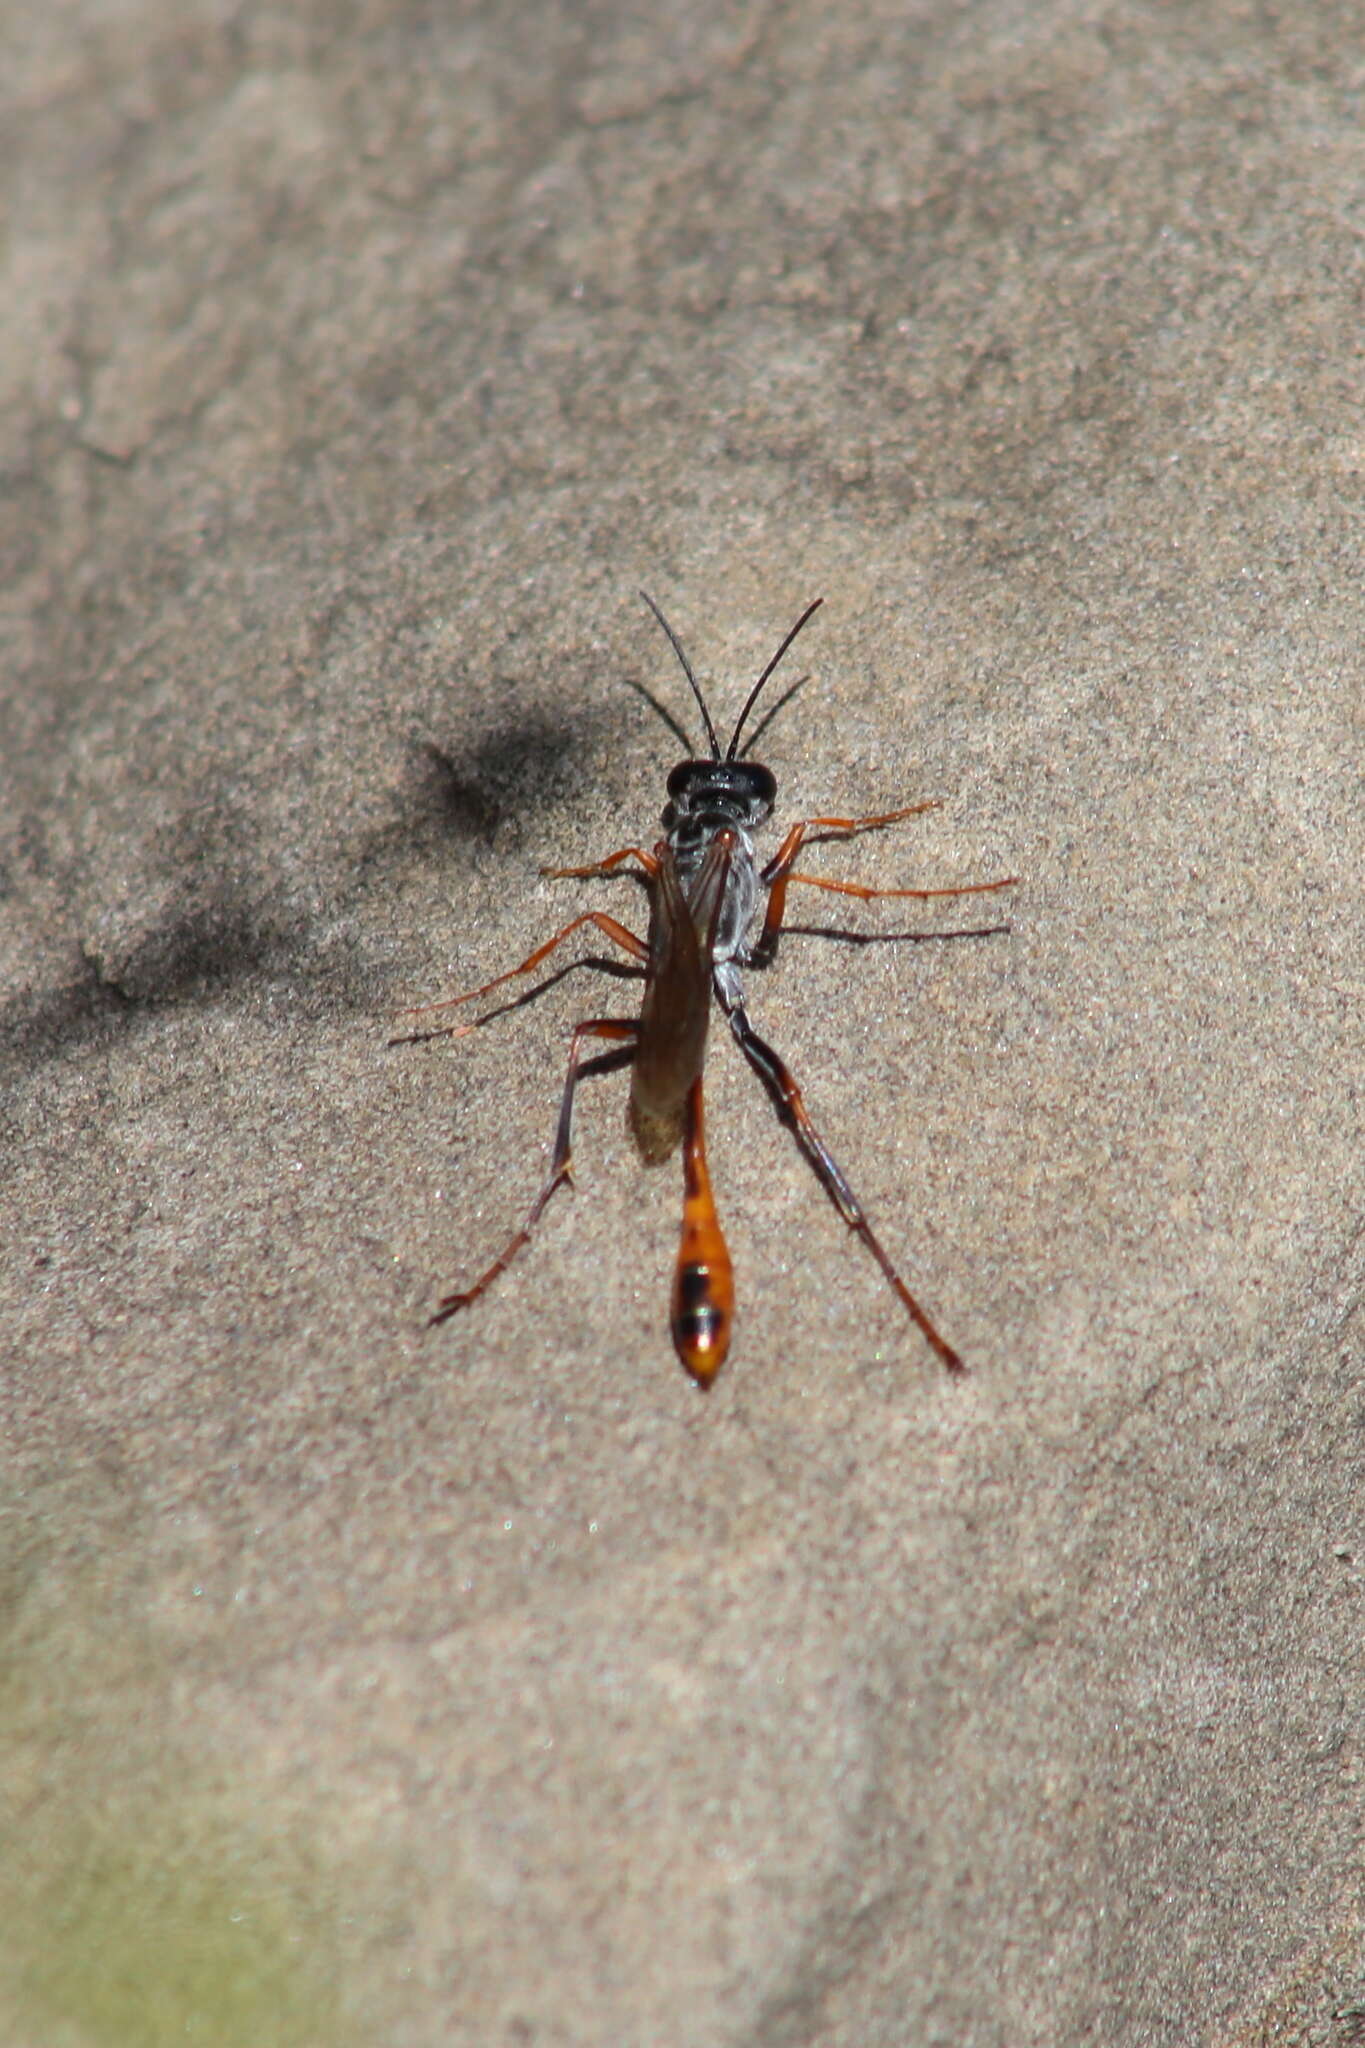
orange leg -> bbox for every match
[541,845,659,882]
[391,912,647,1041]
[762,805,944,886]
[780,870,1019,904]
[670,1077,734,1388]
[394,843,662,1038]
[430,1018,638,1326]
[753,805,1016,966]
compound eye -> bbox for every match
[729,761,775,816]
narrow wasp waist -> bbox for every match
[405,591,1017,1384]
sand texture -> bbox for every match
[2,3,1361,2043]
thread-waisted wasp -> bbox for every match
[396,595,1015,1385]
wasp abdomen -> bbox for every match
[670,1079,734,1386]
[672,1254,732,1387]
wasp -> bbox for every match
[398,595,1015,1386]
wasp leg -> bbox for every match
[765,803,943,868]
[751,805,1015,968]
[670,1077,734,1388]
[541,845,659,882]
[391,912,647,1042]
[392,954,646,1046]
[779,869,1018,904]
[430,1018,638,1326]
[772,921,1013,950]
[718,993,966,1375]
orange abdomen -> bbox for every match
[671,1080,734,1386]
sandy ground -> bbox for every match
[1,3,1361,2044]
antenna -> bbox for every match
[726,598,824,761]
[639,591,721,759]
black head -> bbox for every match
[661,757,777,839]
[638,591,824,767]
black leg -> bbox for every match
[429,1018,638,1325]
[392,911,648,1043]
[719,993,965,1373]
